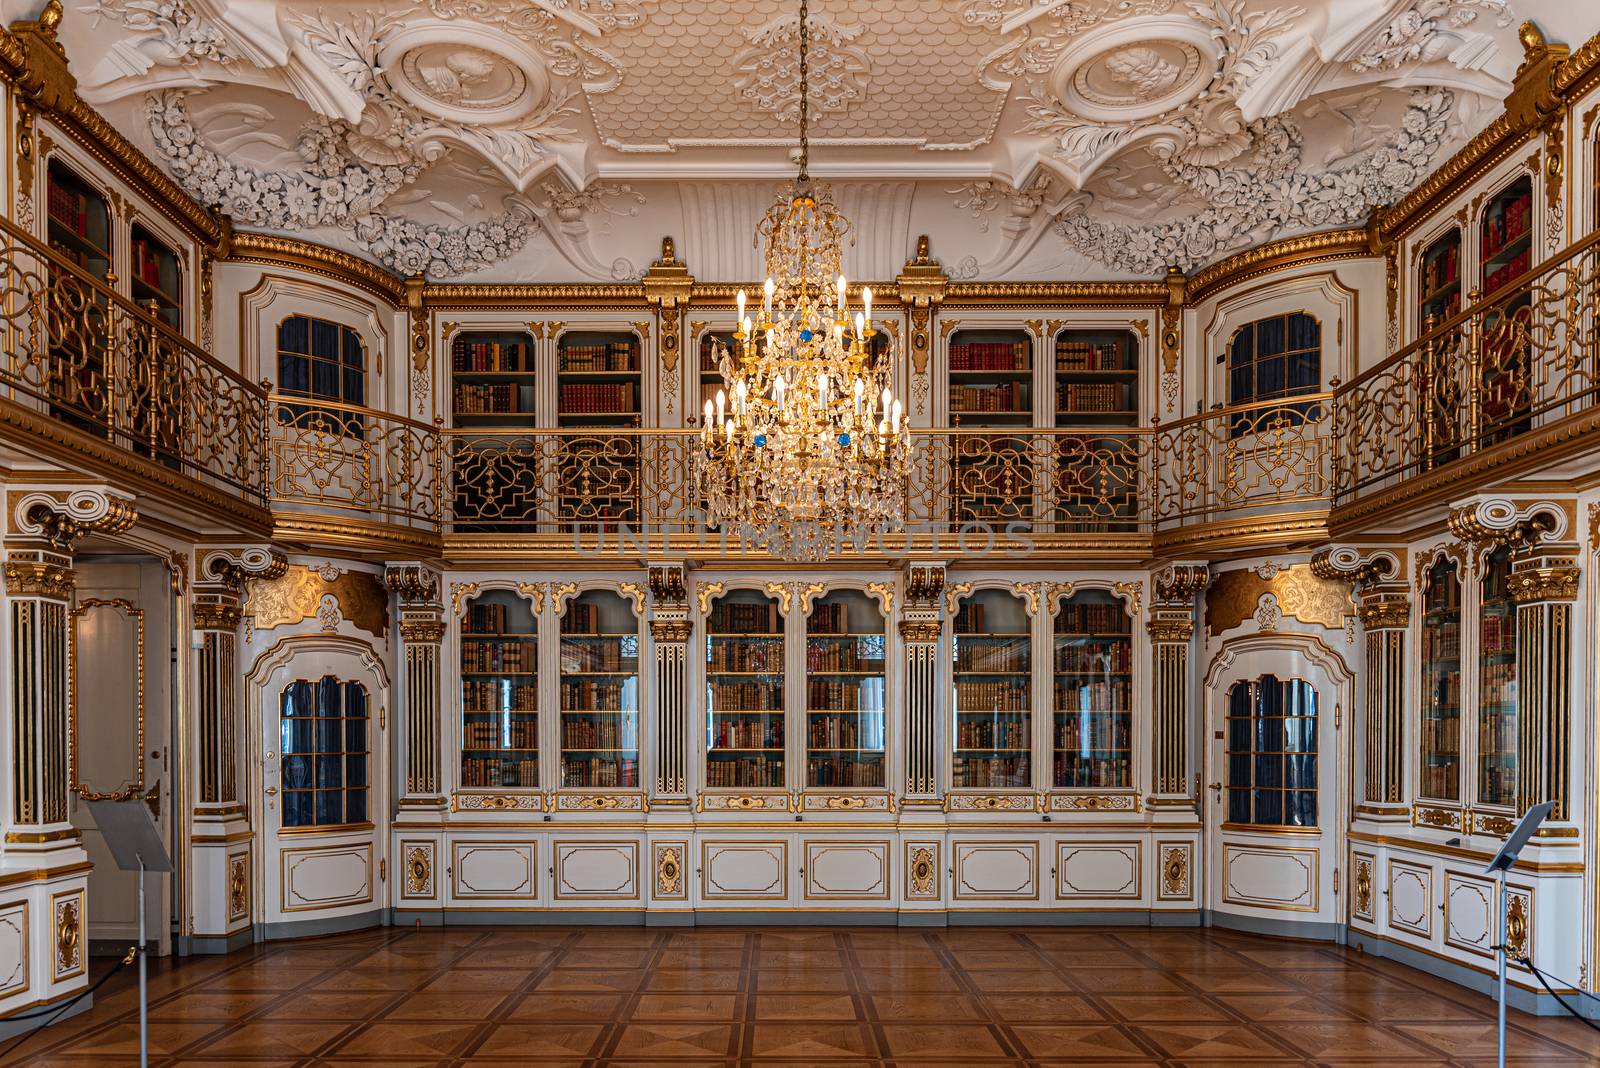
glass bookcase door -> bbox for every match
[705,589,786,789]
[560,590,640,790]
[1417,227,1466,468]
[1479,176,1535,443]
[1420,558,1462,801]
[1052,590,1132,789]
[805,590,887,789]
[1477,547,1518,807]
[1225,675,1317,828]
[952,589,1033,789]
[460,590,539,789]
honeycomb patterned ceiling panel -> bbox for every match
[585,0,1010,151]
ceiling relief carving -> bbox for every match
[66,0,1543,281]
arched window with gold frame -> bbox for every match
[1223,311,1320,437]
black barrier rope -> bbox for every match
[1516,953,1600,1032]
[0,945,136,1062]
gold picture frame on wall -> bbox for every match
[67,597,145,801]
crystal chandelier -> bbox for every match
[695,0,911,561]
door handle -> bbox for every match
[264,786,278,796]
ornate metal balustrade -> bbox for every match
[1152,395,1334,529]
[268,396,442,530]
[0,215,266,504]
[1336,227,1600,504]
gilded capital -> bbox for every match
[1147,618,1194,643]
[649,618,693,643]
[385,563,442,606]
[192,601,243,630]
[400,618,448,644]
[1357,597,1411,630]
[4,558,75,599]
[1154,562,1209,603]
[1507,564,1580,604]
[898,619,942,643]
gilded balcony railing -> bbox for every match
[1336,227,1600,502]
[1151,395,1334,527]
[268,395,442,529]
[0,215,266,503]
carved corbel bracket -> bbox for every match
[1153,562,1209,604]
[9,486,138,551]
[1309,546,1401,591]
[648,563,688,607]
[200,546,288,594]
[896,235,948,378]
[1504,22,1571,131]
[1447,497,1565,552]
[385,563,442,606]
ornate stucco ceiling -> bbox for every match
[46,0,1592,281]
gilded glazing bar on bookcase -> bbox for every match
[1509,550,1579,819]
[0,216,268,505]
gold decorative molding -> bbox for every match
[555,793,647,812]
[1009,581,1044,617]
[648,565,687,605]
[1447,499,1562,550]
[1204,564,1354,637]
[448,581,481,618]
[654,843,684,897]
[801,793,894,812]
[1111,580,1143,617]
[451,792,543,812]
[944,793,1041,813]
[1045,581,1076,612]
[1353,854,1374,920]
[695,793,789,812]
[864,581,894,617]
[227,232,405,304]
[896,235,947,378]
[642,237,693,374]
[227,854,249,921]
[243,564,389,638]
[898,619,941,642]
[399,618,447,643]
[1049,792,1139,812]
[1414,803,1467,832]
[384,563,440,606]
[1159,844,1190,898]
[765,580,824,617]
[1505,891,1530,959]
[68,597,145,802]
[1357,596,1411,630]
[1154,562,1209,603]
[695,581,725,617]
[617,581,646,613]
[944,581,973,616]
[907,845,937,897]
[8,487,137,549]
[52,890,82,982]
[403,844,431,896]
[513,581,547,615]
[1186,227,1371,304]
[1148,618,1194,643]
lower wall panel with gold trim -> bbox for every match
[386,826,1204,917]
[1345,829,1582,997]
[0,866,90,1024]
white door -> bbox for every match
[254,642,386,927]
[1205,637,1348,930]
[70,558,172,954]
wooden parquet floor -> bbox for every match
[4,925,1597,1067]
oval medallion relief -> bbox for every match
[379,25,549,125]
[1049,17,1221,123]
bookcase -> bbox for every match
[1419,557,1462,802]
[805,589,887,789]
[45,160,112,430]
[952,588,1032,789]
[451,330,537,425]
[1417,227,1465,467]
[460,589,539,789]
[1052,590,1132,789]
[704,589,786,789]
[1479,176,1534,442]
[1477,546,1518,807]
[697,329,737,426]
[949,328,1035,523]
[559,590,641,789]
[130,223,182,330]
[1054,327,1140,531]
[557,329,642,523]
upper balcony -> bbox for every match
[7,207,1596,562]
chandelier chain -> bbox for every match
[798,0,809,182]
